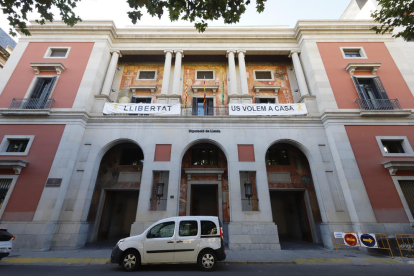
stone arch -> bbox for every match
[265,139,323,244]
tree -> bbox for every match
[371,0,414,41]
[1,0,267,37]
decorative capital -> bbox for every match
[164,49,174,55]
[110,50,122,57]
[237,50,246,55]
[226,49,237,57]
[288,50,300,58]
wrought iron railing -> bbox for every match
[8,98,55,110]
[181,106,229,116]
[355,98,402,111]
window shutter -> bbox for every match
[372,77,389,99]
[207,99,214,116]
[31,78,46,99]
[146,97,152,104]
[41,76,57,100]
[255,97,260,104]
[192,98,197,115]
[351,77,366,100]
[131,97,137,103]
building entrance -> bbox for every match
[97,190,139,241]
[190,185,218,217]
[270,191,313,244]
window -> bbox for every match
[352,77,393,110]
[254,70,273,80]
[179,220,198,237]
[6,140,28,153]
[382,140,405,154]
[120,148,144,165]
[44,47,70,58]
[256,98,275,104]
[146,221,175,239]
[266,148,290,166]
[26,77,57,109]
[192,98,214,116]
[131,97,152,103]
[376,136,414,157]
[0,179,13,210]
[137,70,157,80]
[0,135,35,156]
[192,147,218,166]
[398,180,414,218]
[201,221,217,235]
[341,47,367,59]
[196,70,214,80]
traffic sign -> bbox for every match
[359,233,378,248]
[344,233,358,246]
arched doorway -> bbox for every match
[179,142,230,223]
[266,142,322,247]
[87,142,143,243]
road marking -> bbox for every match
[294,258,352,264]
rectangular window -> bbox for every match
[196,71,214,80]
[6,140,28,153]
[192,148,218,166]
[254,71,273,80]
[0,179,13,210]
[398,180,414,218]
[179,220,198,237]
[341,47,367,59]
[257,98,275,104]
[382,140,405,154]
[201,221,217,235]
[352,77,393,110]
[131,97,152,103]
[50,49,68,57]
[147,221,175,239]
[137,71,156,80]
[266,148,290,166]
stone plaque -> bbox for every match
[269,172,291,183]
[45,178,62,187]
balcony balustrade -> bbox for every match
[8,98,55,110]
[181,106,229,116]
[355,98,402,111]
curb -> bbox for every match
[222,261,295,265]
[1,258,110,265]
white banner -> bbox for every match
[103,103,181,115]
[229,103,307,116]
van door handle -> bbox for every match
[167,241,174,243]
[176,240,183,243]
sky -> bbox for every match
[0,0,352,42]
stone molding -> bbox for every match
[0,159,29,174]
[130,85,158,96]
[30,62,65,75]
[345,62,381,76]
[191,84,219,96]
[253,85,281,96]
[382,160,414,176]
[184,168,225,181]
[359,110,411,117]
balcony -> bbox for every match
[181,106,229,116]
[355,98,411,117]
[1,98,55,116]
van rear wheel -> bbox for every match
[121,250,140,272]
[197,250,217,271]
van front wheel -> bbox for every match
[197,250,217,271]
[121,250,140,271]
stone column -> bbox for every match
[101,50,121,97]
[290,51,310,97]
[161,50,173,95]
[227,50,238,95]
[237,50,249,95]
[171,50,183,95]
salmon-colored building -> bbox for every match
[0,0,413,251]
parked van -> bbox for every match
[0,229,14,260]
[111,216,226,271]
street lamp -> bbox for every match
[244,172,253,205]
[156,172,165,204]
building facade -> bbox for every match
[0,1,414,251]
[0,28,17,69]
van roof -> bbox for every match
[158,216,219,221]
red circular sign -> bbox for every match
[344,234,358,246]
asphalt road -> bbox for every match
[0,264,413,275]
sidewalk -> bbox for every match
[1,245,412,266]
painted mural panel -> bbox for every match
[246,64,294,103]
[118,65,164,103]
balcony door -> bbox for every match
[352,76,392,110]
[27,77,57,109]
[192,98,213,116]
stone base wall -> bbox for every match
[0,221,52,251]
[228,222,281,251]
[50,222,92,250]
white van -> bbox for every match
[111,216,226,271]
[0,229,14,261]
